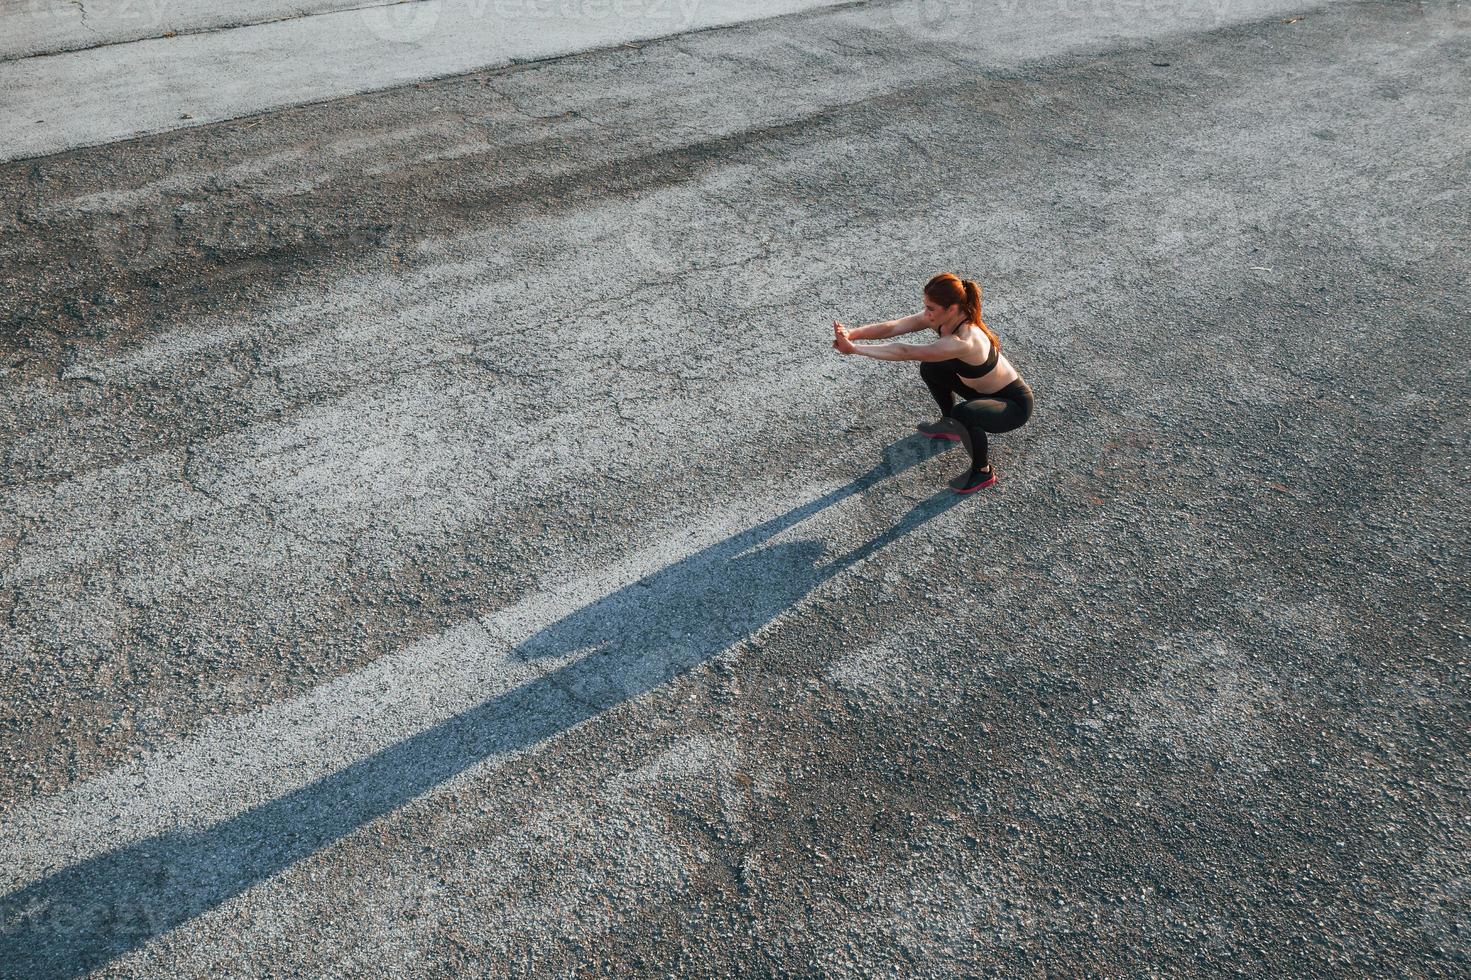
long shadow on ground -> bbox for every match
[0,435,967,977]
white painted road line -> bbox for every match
[1,0,402,61]
[0,0,855,163]
[1,0,1335,164]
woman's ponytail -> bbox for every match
[924,272,1001,354]
[962,279,982,323]
[963,278,1000,355]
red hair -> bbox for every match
[925,272,1000,355]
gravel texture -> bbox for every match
[1,0,1468,976]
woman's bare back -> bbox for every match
[938,320,1021,395]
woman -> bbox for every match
[832,272,1034,494]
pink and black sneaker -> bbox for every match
[916,418,961,441]
[950,465,997,494]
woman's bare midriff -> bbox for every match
[961,355,1020,396]
[940,321,1021,396]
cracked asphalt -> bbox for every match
[1,0,1468,975]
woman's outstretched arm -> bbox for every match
[842,312,928,340]
[846,336,967,362]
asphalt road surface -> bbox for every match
[1,0,1468,976]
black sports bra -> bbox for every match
[938,321,999,378]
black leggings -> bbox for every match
[920,361,1034,469]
